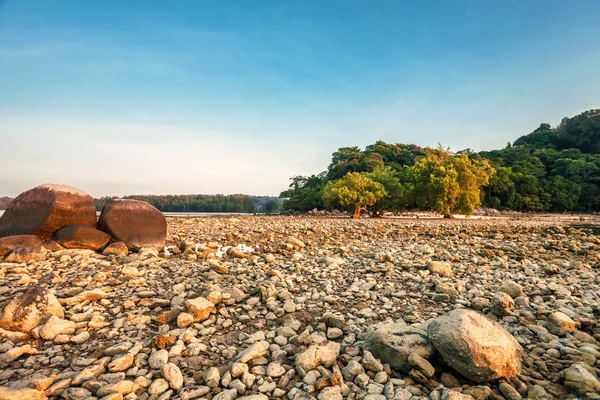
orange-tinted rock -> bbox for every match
[5,247,46,263]
[97,200,166,251]
[0,184,97,240]
[42,239,65,252]
[102,241,129,256]
[0,235,42,257]
[0,285,64,333]
[54,224,110,251]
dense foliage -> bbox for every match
[281,109,600,215]
[323,172,386,218]
[94,194,281,213]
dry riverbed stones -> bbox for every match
[0,216,598,399]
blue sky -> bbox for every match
[1,0,599,197]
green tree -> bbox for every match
[544,176,581,212]
[263,199,281,214]
[280,173,328,211]
[410,150,494,217]
[364,166,407,216]
[323,172,387,218]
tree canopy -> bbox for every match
[322,172,386,218]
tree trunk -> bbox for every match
[353,206,364,219]
[443,206,453,219]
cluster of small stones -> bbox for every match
[0,216,599,400]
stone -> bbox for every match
[103,242,129,256]
[0,387,47,400]
[362,350,384,372]
[162,363,184,390]
[0,344,38,367]
[185,297,214,322]
[5,247,46,263]
[491,292,514,316]
[295,342,340,374]
[54,224,111,251]
[236,342,269,363]
[427,309,522,382]
[0,184,97,240]
[0,235,43,257]
[408,353,435,378]
[498,280,523,298]
[562,362,600,396]
[547,311,577,336]
[97,199,167,251]
[0,285,64,333]
[149,349,169,369]
[428,261,452,277]
[39,316,75,340]
[363,322,435,373]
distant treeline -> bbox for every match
[94,194,281,213]
[281,109,600,214]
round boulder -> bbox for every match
[54,224,110,251]
[0,235,43,257]
[0,285,64,333]
[97,199,166,251]
[363,322,436,373]
[427,309,522,382]
[0,184,97,240]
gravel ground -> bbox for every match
[0,216,599,400]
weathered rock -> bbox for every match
[295,342,340,374]
[185,297,214,322]
[102,242,129,256]
[0,344,38,367]
[498,280,523,298]
[162,363,184,390]
[0,235,43,257]
[0,387,48,400]
[97,199,166,251]
[0,184,97,240]
[5,247,46,263]
[0,285,64,333]
[427,309,522,382]
[562,363,600,396]
[547,311,577,336]
[39,316,75,340]
[428,261,453,277]
[363,322,435,373]
[491,291,514,316]
[54,224,110,251]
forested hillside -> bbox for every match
[281,109,600,214]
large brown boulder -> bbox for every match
[427,309,522,382]
[0,235,43,257]
[97,199,166,251]
[54,224,110,251]
[0,285,64,333]
[0,184,97,240]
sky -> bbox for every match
[1,0,599,197]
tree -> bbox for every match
[280,172,328,211]
[544,176,581,212]
[410,150,494,217]
[263,199,281,214]
[364,167,407,216]
[322,172,387,218]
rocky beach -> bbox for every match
[1,211,600,400]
